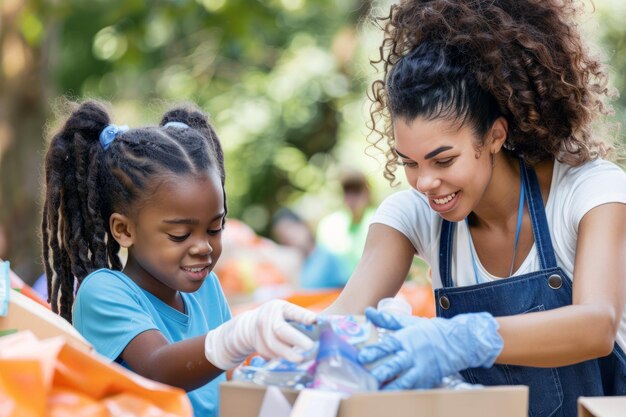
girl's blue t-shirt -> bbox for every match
[73,268,231,417]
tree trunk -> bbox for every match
[0,0,50,283]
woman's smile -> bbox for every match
[428,191,460,213]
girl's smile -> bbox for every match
[181,264,212,281]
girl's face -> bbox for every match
[117,170,225,301]
[393,116,502,222]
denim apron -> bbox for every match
[435,161,626,417]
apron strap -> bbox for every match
[439,219,456,288]
[520,161,558,269]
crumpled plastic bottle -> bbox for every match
[375,295,481,390]
[311,322,378,394]
[376,296,412,340]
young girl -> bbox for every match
[326,1,626,416]
[41,101,316,417]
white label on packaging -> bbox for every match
[0,260,10,316]
[258,386,292,417]
[290,389,346,417]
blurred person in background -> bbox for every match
[213,218,302,304]
[271,208,349,289]
[316,169,376,275]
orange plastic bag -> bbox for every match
[398,281,436,318]
[230,282,436,318]
[282,282,435,317]
[0,331,192,417]
[0,359,46,417]
[48,388,107,417]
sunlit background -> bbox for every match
[1,0,624,282]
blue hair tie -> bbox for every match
[99,124,129,151]
[163,121,189,129]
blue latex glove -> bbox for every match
[366,307,419,331]
[359,307,503,390]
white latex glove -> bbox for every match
[204,299,317,370]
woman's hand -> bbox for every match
[204,300,316,370]
[359,308,503,390]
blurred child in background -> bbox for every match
[316,169,376,275]
[271,208,349,289]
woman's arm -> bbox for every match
[497,202,626,367]
[324,223,416,315]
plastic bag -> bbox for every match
[0,331,192,417]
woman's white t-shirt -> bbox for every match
[371,158,626,351]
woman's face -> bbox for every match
[393,116,501,222]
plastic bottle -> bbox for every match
[232,356,270,384]
[312,323,378,394]
[377,296,413,316]
[438,373,482,390]
[247,346,318,390]
[376,296,412,340]
[375,296,477,390]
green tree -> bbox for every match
[1,0,372,280]
[597,3,626,151]
[52,0,373,230]
[1,0,623,282]
[0,0,50,280]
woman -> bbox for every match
[327,1,626,416]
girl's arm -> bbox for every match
[122,300,317,392]
[123,331,218,392]
[324,223,416,315]
[497,202,626,367]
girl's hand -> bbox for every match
[204,300,316,370]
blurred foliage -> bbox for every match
[47,0,374,234]
[596,2,626,147]
[2,0,380,279]
[0,0,624,280]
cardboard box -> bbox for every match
[578,396,626,417]
[220,380,529,417]
[0,288,91,352]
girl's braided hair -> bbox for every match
[368,0,614,184]
[42,100,226,322]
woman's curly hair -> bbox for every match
[368,0,614,184]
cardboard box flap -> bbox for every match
[0,288,91,352]
[343,386,528,417]
[578,396,626,417]
[220,381,529,417]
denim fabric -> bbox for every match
[436,161,626,417]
